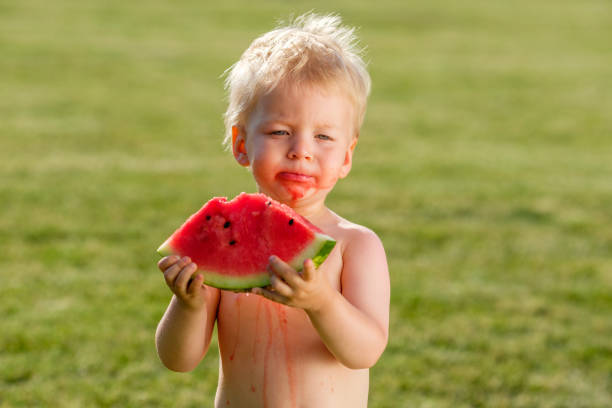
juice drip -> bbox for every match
[252,298,263,364]
[276,304,297,407]
[279,179,316,201]
[258,300,297,408]
[262,302,273,408]
[229,295,241,361]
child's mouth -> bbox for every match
[276,172,316,200]
[276,172,315,183]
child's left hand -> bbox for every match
[251,255,332,312]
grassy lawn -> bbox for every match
[1,0,611,406]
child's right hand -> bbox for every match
[158,255,207,311]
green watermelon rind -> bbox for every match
[288,233,336,271]
[156,232,336,291]
[200,270,271,291]
[157,237,174,257]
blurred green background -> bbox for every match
[1,0,611,406]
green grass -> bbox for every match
[1,0,611,406]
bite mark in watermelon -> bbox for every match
[157,193,336,290]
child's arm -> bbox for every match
[155,256,220,372]
[253,228,390,369]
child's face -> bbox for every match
[232,82,357,206]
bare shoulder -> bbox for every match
[324,210,390,332]
[314,208,388,285]
[326,212,385,255]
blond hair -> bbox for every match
[222,12,371,148]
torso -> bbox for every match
[214,210,370,408]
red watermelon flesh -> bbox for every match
[157,193,336,290]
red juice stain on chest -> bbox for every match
[276,304,297,406]
[252,298,263,363]
[259,300,297,408]
[229,295,241,361]
[262,302,273,407]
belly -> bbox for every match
[215,292,368,408]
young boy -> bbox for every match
[156,13,389,408]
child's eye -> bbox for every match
[316,134,332,141]
[270,130,289,136]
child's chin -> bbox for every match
[284,184,315,202]
[275,192,300,204]
[255,188,288,203]
[260,185,316,205]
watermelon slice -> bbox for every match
[157,193,336,290]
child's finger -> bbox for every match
[158,255,179,271]
[187,273,204,295]
[269,256,301,287]
[252,287,288,305]
[174,263,198,294]
[162,257,190,286]
[163,263,182,287]
[269,274,293,297]
[301,259,316,282]
[161,256,189,274]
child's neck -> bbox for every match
[290,199,328,220]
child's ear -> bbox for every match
[339,137,358,179]
[232,126,250,167]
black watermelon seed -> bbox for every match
[224,221,231,228]
[289,219,294,225]
[229,240,236,245]
[266,201,272,206]
[206,215,211,220]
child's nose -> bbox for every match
[287,136,313,160]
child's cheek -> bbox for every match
[316,176,339,191]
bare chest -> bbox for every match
[213,244,363,407]
[216,242,343,363]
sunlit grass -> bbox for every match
[1,0,611,406]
